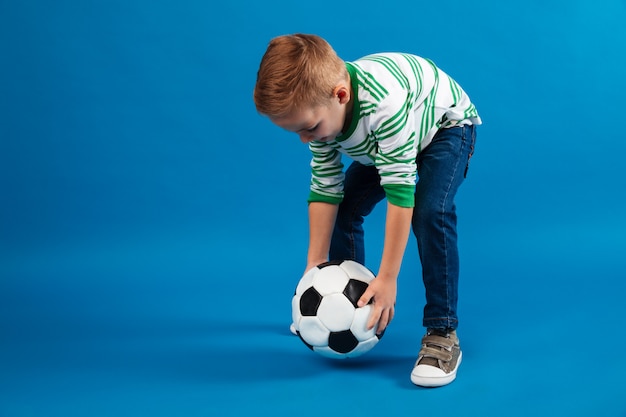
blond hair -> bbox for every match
[253,34,348,117]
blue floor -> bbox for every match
[2,1,626,416]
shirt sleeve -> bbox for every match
[307,141,345,204]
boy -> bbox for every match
[253,34,481,387]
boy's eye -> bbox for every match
[306,124,319,132]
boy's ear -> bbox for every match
[333,85,350,104]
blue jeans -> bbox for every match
[329,125,477,331]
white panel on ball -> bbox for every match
[298,316,330,346]
[317,293,354,332]
[312,266,350,295]
[291,296,302,332]
[339,260,375,282]
[314,346,345,359]
[348,338,379,358]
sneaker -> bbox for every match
[411,329,462,387]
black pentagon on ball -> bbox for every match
[343,279,369,308]
[328,330,359,354]
[316,260,343,268]
[300,287,323,316]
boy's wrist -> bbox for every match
[375,270,399,282]
[306,257,327,269]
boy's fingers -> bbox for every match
[373,307,394,334]
[376,309,389,334]
[367,304,382,330]
[357,289,374,308]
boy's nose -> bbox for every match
[299,133,314,143]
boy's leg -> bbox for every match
[410,125,476,387]
[329,161,386,264]
[412,124,475,331]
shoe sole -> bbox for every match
[410,351,462,387]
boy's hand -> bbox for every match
[304,259,326,275]
[357,276,397,335]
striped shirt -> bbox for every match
[308,53,482,207]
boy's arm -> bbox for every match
[358,201,413,334]
[305,201,339,272]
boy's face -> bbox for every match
[270,85,351,144]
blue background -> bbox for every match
[1,1,625,416]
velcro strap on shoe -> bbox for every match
[420,346,453,362]
[422,335,454,349]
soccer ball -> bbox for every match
[291,260,384,359]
